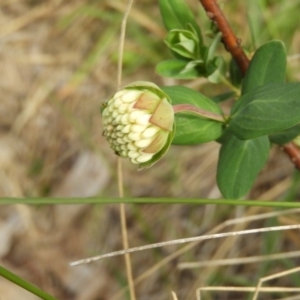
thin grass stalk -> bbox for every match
[117,0,136,299]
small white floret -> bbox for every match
[119,150,128,158]
[142,126,160,138]
[122,136,131,143]
[136,153,154,163]
[129,110,145,123]
[121,124,131,134]
[127,142,138,151]
[112,110,119,118]
[114,90,127,99]
[134,138,152,148]
[116,132,124,138]
[118,103,129,114]
[116,137,126,145]
[128,151,139,159]
[107,98,114,105]
[108,105,114,113]
[136,114,151,126]
[102,108,109,117]
[106,124,113,131]
[121,90,142,103]
[130,158,139,164]
[113,98,123,108]
[128,132,142,141]
[121,114,130,125]
[131,124,147,133]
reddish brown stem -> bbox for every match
[199,0,300,170]
[199,0,249,75]
[173,104,225,122]
[282,143,300,170]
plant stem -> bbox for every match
[199,0,249,75]
[117,0,136,299]
[1,197,300,208]
[219,74,240,96]
[0,265,57,300]
[173,104,225,122]
[198,0,300,170]
[282,142,300,169]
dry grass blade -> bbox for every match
[117,0,135,300]
[253,266,300,300]
[106,1,165,38]
[70,224,300,266]
[109,208,300,300]
[277,295,300,300]
[197,287,300,300]
[171,291,179,300]
[0,1,61,37]
[11,83,57,135]
[178,250,300,269]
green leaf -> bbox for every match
[205,32,222,63]
[230,83,300,139]
[207,56,226,83]
[161,86,223,144]
[164,25,200,60]
[269,123,300,145]
[242,40,286,95]
[158,0,202,40]
[217,135,269,199]
[216,127,234,144]
[156,59,204,79]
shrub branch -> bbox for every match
[199,0,249,74]
[199,0,300,170]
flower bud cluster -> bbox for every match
[102,82,174,167]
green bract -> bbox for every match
[101,81,175,168]
[161,85,223,144]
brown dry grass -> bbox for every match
[0,0,300,299]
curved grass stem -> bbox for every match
[0,265,57,300]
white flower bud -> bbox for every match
[101,81,175,168]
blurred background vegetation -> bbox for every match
[0,0,300,299]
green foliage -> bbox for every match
[157,0,225,82]
[269,124,300,145]
[241,41,286,94]
[230,83,300,139]
[156,59,203,79]
[161,86,223,144]
[164,25,200,60]
[155,0,300,199]
[158,0,202,39]
[217,135,270,199]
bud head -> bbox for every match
[101,81,175,168]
